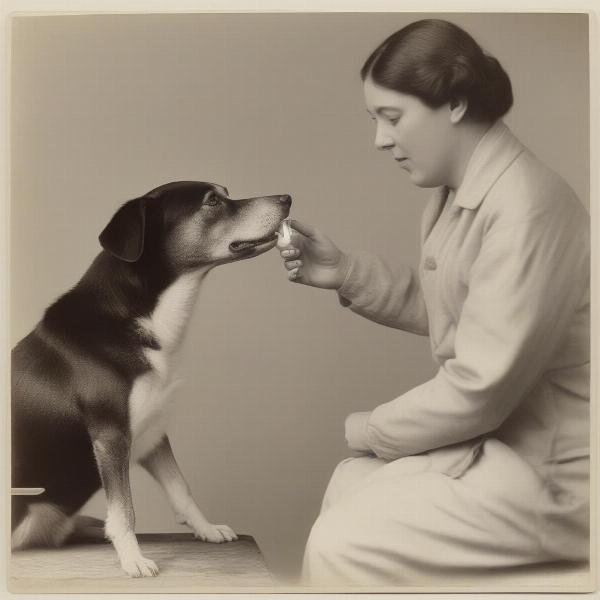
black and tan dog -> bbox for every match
[11,181,291,577]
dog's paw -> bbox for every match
[192,523,238,543]
[121,554,159,578]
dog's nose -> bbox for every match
[279,194,292,206]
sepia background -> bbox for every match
[10,12,589,581]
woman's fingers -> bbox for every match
[284,260,302,271]
[280,247,300,259]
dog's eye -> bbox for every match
[204,195,221,207]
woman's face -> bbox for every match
[363,77,460,188]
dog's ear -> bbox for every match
[99,196,147,262]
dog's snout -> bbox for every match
[279,194,292,207]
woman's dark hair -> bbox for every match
[361,19,513,122]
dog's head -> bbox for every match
[99,181,291,270]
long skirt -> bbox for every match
[302,438,589,586]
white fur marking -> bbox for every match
[105,504,158,577]
[129,271,206,457]
[138,271,204,356]
[105,502,129,542]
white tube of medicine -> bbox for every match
[276,218,293,249]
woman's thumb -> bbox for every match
[289,219,321,241]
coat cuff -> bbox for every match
[344,411,373,452]
[337,253,369,307]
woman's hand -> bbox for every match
[345,411,372,453]
[278,219,350,289]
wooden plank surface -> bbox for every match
[10,533,592,594]
[10,533,274,593]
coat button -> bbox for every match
[423,256,437,270]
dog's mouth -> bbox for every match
[229,233,278,253]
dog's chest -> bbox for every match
[128,272,204,459]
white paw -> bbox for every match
[192,523,238,543]
[121,554,159,578]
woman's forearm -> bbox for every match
[337,252,429,335]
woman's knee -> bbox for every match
[304,509,354,578]
[303,503,414,585]
[321,455,386,511]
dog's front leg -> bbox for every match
[91,426,159,577]
[140,435,237,543]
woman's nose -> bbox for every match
[374,123,394,151]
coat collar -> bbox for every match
[421,121,525,243]
[452,119,525,210]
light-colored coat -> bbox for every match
[303,121,590,584]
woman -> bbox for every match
[280,19,590,585]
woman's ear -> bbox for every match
[99,196,147,262]
[449,97,468,124]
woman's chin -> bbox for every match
[407,172,428,187]
[407,171,442,189]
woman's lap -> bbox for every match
[303,439,582,585]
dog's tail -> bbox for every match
[11,503,106,550]
[11,503,76,550]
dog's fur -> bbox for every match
[11,181,291,577]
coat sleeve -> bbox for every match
[337,252,429,335]
[352,191,589,461]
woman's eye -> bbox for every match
[389,116,400,125]
[204,196,220,207]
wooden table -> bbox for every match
[9,533,274,593]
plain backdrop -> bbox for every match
[10,12,589,581]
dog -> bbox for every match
[11,181,291,577]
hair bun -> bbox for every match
[480,54,513,119]
[484,54,502,76]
